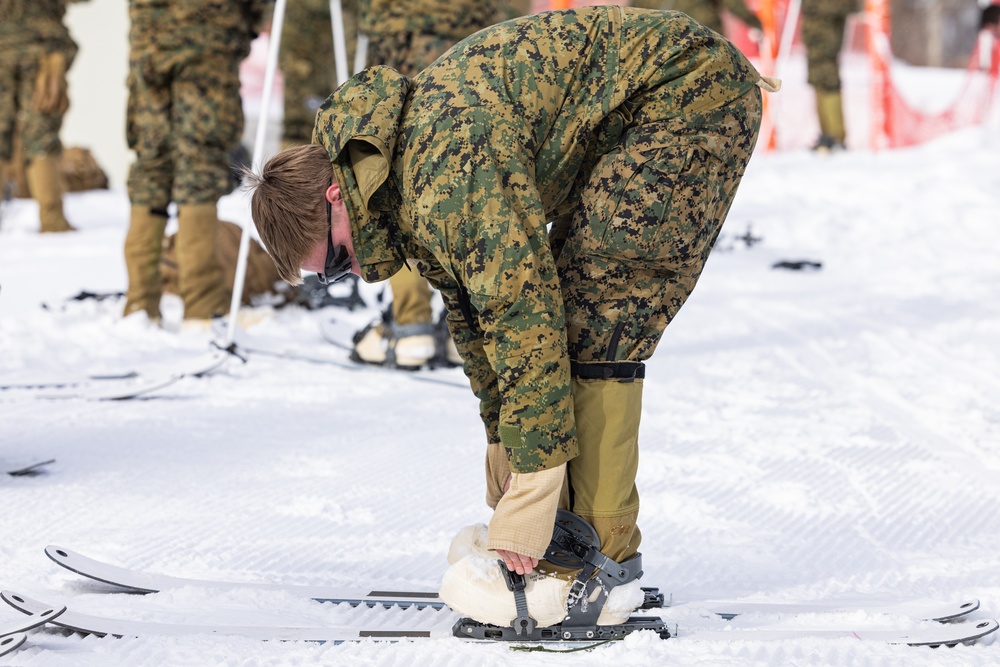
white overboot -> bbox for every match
[352,319,436,369]
[439,524,572,628]
[597,579,645,625]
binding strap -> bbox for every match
[500,561,537,636]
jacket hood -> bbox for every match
[313,66,410,283]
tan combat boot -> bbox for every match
[25,154,74,233]
[814,90,847,152]
[123,205,168,320]
[175,203,230,321]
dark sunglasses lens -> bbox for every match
[318,244,352,285]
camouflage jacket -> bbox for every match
[0,0,79,60]
[357,0,511,40]
[128,0,270,57]
[314,7,760,472]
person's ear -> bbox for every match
[325,181,342,204]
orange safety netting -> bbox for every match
[873,31,1000,148]
[743,0,1000,149]
[534,0,1000,150]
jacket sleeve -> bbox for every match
[412,108,578,474]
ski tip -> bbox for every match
[930,599,981,622]
[913,618,999,647]
[1,591,52,616]
[970,618,999,642]
[0,633,27,659]
[45,545,75,568]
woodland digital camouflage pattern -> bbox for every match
[0,0,78,160]
[801,0,860,92]
[633,0,761,35]
[359,0,523,76]
[281,0,357,145]
[282,0,520,144]
[126,0,267,205]
[359,0,512,45]
[314,7,764,473]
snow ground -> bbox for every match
[3,86,1000,666]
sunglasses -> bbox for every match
[318,193,353,285]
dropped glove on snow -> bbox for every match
[33,52,69,115]
[487,463,566,560]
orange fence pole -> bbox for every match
[757,0,779,150]
[865,0,892,149]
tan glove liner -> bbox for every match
[33,52,69,116]
[484,442,510,510]
[487,463,566,559]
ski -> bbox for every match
[1,352,229,401]
[0,633,26,659]
[234,344,468,390]
[0,370,138,390]
[699,598,981,623]
[2,590,448,642]
[47,544,447,609]
[28,374,184,401]
[46,544,661,611]
[678,620,998,646]
[4,591,997,647]
[2,591,664,644]
[46,545,979,623]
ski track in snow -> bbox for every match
[3,111,1000,665]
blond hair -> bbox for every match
[243,144,332,285]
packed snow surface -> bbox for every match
[3,117,1000,666]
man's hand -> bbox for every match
[496,549,538,575]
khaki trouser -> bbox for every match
[389,264,433,326]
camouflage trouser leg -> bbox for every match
[365,31,460,77]
[126,50,243,207]
[552,87,762,562]
[0,53,14,161]
[0,49,63,161]
[802,9,852,93]
[280,0,347,145]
